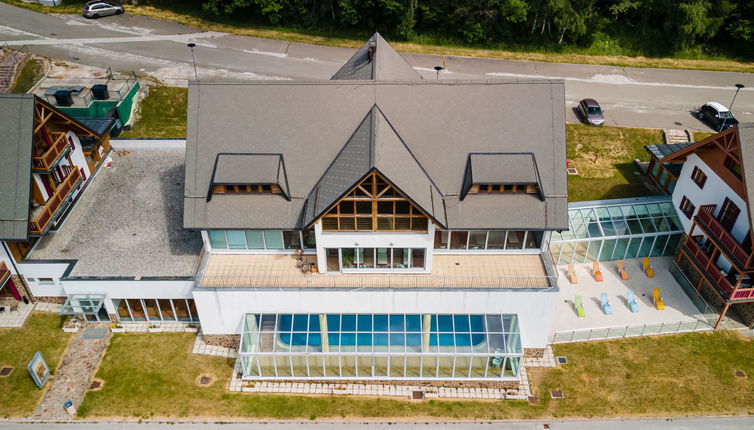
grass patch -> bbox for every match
[0,313,72,418]
[566,124,661,202]
[7,58,44,94]
[80,331,754,419]
[1,0,753,73]
[120,86,187,138]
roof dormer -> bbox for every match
[207,153,290,202]
[460,153,544,201]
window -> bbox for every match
[690,166,707,189]
[724,156,742,179]
[208,230,315,250]
[334,248,426,271]
[468,184,538,194]
[321,172,428,232]
[435,230,542,251]
[37,278,55,285]
[213,184,281,194]
[679,196,696,219]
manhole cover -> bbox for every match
[556,356,568,364]
[411,390,424,400]
[89,380,102,390]
[735,370,747,378]
[550,389,565,399]
[528,395,540,404]
[200,376,210,385]
[567,167,579,175]
[196,374,216,387]
[0,366,13,377]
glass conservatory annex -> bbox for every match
[239,313,523,380]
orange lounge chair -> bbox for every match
[643,257,654,278]
[617,260,629,280]
[567,264,578,284]
[593,261,604,282]
[653,288,665,310]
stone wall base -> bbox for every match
[203,334,240,349]
[524,348,545,358]
[8,275,35,303]
[35,296,66,304]
[246,378,519,389]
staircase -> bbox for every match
[663,128,692,145]
[0,45,30,93]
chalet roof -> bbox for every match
[645,142,694,160]
[210,153,291,200]
[737,124,754,232]
[330,33,422,81]
[184,37,567,231]
[0,94,34,240]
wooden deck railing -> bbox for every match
[0,261,10,286]
[29,167,81,235]
[696,204,751,267]
[684,238,735,296]
[32,132,69,171]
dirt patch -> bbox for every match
[196,373,216,387]
[735,370,746,378]
[0,366,14,377]
[89,379,104,390]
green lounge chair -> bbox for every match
[575,295,586,317]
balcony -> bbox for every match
[683,239,735,297]
[29,167,82,236]
[32,132,71,172]
[0,261,10,288]
[695,205,751,268]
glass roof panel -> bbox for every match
[59,294,105,315]
[595,207,610,220]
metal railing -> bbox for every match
[29,167,82,234]
[696,204,750,267]
[0,261,10,286]
[551,319,714,343]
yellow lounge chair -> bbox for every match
[653,288,665,310]
[593,261,604,282]
[643,257,654,278]
[617,260,629,280]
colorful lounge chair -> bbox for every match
[627,290,639,313]
[653,288,665,310]
[617,260,629,280]
[593,261,604,282]
[567,264,578,284]
[575,295,586,317]
[643,257,654,278]
[600,293,613,315]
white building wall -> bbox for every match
[314,221,436,273]
[61,132,92,181]
[193,288,558,349]
[672,153,750,242]
[18,261,70,297]
[63,279,194,314]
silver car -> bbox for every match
[577,98,605,126]
[82,1,124,18]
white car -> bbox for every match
[82,1,124,18]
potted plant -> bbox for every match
[184,323,199,333]
[63,319,79,333]
[147,324,162,333]
[110,322,125,333]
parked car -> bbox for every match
[577,98,605,126]
[697,101,739,131]
[82,1,124,18]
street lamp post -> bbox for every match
[434,66,444,80]
[720,84,744,131]
[187,43,198,81]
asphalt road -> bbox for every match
[1,418,754,429]
[0,2,753,130]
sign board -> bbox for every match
[27,351,50,389]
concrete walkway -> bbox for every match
[31,325,111,420]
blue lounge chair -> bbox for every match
[627,290,639,313]
[601,293,613,315]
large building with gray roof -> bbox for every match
[185,33,567,382]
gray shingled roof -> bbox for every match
[210,153,290,199]
[645,142,694,160]
[0,94,34,240]
[184,79,567,231]
[737,124,754,235]
[330,33,422,81]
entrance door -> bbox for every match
[718,198,741,231]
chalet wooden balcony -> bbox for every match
[683,238,735,297]
[32,131,71,173]
[695,204,751,268]
[0,261,10,288]
[29,167,82,236]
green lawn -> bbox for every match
[7,58,44,94]
[79,331,754,420]
[566,124,662,202]
[120,86,187,138]
[0,313,72,418]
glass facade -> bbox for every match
[113,298,199,322]
[239,313,523,380]
[326,248,426,271]
[434,230,543,251]
[208,230,316,250]
[550,199,684,265]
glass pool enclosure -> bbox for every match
[239,313,523,380]
[549,198,684,265]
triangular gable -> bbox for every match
[658,126,738,163]
[303,106,444,229]
[330,32,422,81]
[34,97,101,138]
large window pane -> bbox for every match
[450,231,468,249]
[143,299,160,320]
[302,230,316,249]
[525,231,543,249]
[434,230,449,249]
[506,231,525,249]
[411,249,425,268]
[421,356,438,377]
[115,299,131,321]
[487,231,505,249]
[468,231,487,249]
[127,299,145,321]
[283,231,301,249]
[263,231,284,249]
[208,231,227,249]
[227,231,246,249]
[393,248,409,268]
[244,231,264,249]
[158,299,175,321]
[376,248,390,268]
[174,299,190,321]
